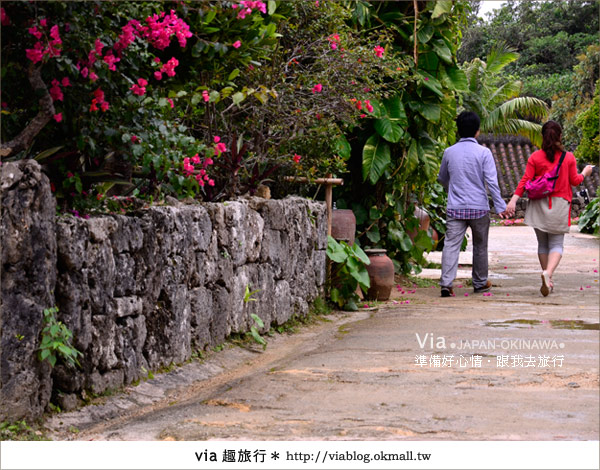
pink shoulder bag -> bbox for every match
[525,151,566,200]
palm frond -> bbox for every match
[496,96,549,120]
[488,80,522,105]
[482,118,543,147]
[485,43,519,74]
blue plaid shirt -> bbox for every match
[447,208,489,220]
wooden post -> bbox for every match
[283,175,344,237]
[324,173,333,236]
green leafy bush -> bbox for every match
[578,197,600,235]
[327,235,370,311]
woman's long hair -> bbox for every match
[541,120,564,163]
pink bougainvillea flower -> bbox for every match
[464,293,469,297]
[580,287,584,290]
[89,99,99,112]
[191,153,201,164]
[214,136,221,143]
[167,98,174,108]
[130,78,148,96]
[130,135,139,143]
[363,304,369,308]
[89,71,99,82]
[103,51,120,71]
[53,113,62,123]
[94,38,104,55]
[504,266,508,269]
[81,67,89,78]
[25,42,44,63]
[232,40,241,49]
[594,269,598,273]
[61,77,71,87]
[404,300,410,304]
[40,18,47,27]
[161,57,179,77]
[28,26,42,39]
[364,100,374,113]
[1,7,10,26]
[100,101,109,112]
[49,79,63,101]
[208,179,215,186]
[49,24,60,42]
[202,90,210,102]
[374,45,385,57]
[214,142,227,155]
[293,154,301,164]
[315,0,319,6]
[312,83,322,93]
[154,71,163,80]
[355,100,362,110]
[330,42,337,50]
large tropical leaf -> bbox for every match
[406,139,420,173]
[431,39,452,64]
[417,24,434,44]
[383,95,407,123]
[431,0,452,19]
[418,71,444,98]
[409,101,441,122]
[443,65,468,92]
[374,118,404,143]
[362,134,391,184]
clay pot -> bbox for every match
[331,209,356,245]
[365,249,395,301]
[408,206,430,241]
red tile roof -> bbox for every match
[478,134,599,199]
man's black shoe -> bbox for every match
[440,287,454,297]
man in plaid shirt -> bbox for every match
[437,111,508,297]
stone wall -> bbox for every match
[1,160,327,421]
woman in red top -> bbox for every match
[506,121,593,296]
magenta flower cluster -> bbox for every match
[233,1,267,19]
[25,19,62,63]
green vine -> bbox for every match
[38,307,82,369]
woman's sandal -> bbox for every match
[540,271,551,297]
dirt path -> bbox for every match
[45,226,599,440]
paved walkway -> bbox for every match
[46,226,599,440]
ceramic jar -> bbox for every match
[331,209,356,245]
[364,248,395,301]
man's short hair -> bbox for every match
[456,111,480,138]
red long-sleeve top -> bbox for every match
[514,149,584,201]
